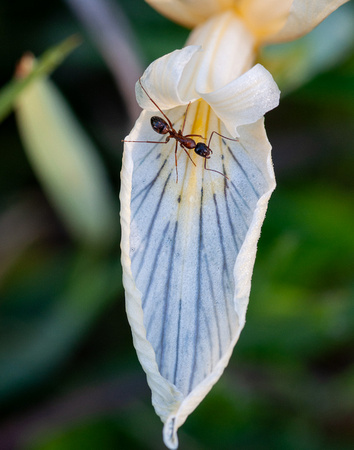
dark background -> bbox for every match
[0,1,354,449]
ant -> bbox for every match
[123,78,238,183]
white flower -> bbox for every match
[120,46,280,449]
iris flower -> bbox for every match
[121,1,348,448]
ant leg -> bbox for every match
[181,102,191,134]
[122,139,170,144]
[204,158,229,180]
[207,131,239,148]
[176,143,198,183]
[123,135,170,144]
[181,144,196,167]
[138,78,175,130]
[184,134,206,140]
[181,103,205,140]
[180,105,206,140]
[174,141,178,183]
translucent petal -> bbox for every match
[144,0,234,28]
[120,102,275,448]
[269,0,350,43]
[200,64,280,137]
[260,2,354,93]
[144,0,348,44]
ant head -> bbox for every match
[151,116,170,135]
[194,142,211,159]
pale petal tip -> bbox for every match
[163,416,178,450]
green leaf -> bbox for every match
[0,35,81,123]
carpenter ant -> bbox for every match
[123,78,238,182]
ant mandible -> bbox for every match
[123,78,238,183]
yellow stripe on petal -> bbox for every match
[189,99,209,141]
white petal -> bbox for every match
[136,46,201,111]
[200,64,280,137]
[270,0,350,43]
[186,11,256,91]
[144,0,234,28]
[121,101,275,448]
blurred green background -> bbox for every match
[0,1,354,449]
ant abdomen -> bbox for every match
[151,116,169,135]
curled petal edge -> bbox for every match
[200,64,280,137]
[136,46,201,111]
